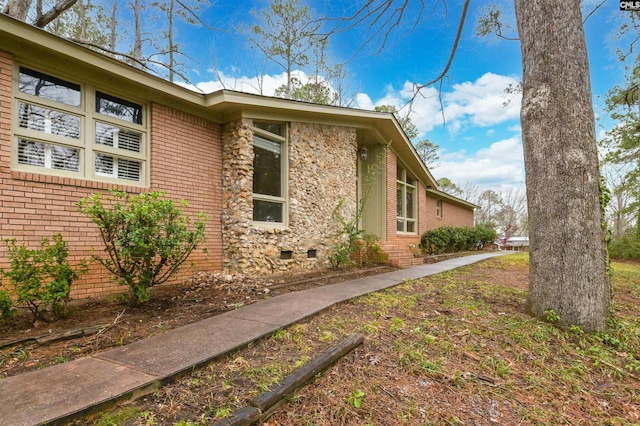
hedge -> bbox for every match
[420,225,497,254]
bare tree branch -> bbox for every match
[174,0,226,32]
[70,38,205,93]
[583,0,606,24]
[34,0,78,27]
[414,0,470,94]
[320,0,445,62]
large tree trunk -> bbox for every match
[4,0,33,21]
[514,0,611,331]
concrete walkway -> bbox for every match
[0,251,509,426]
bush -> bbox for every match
[1,234,85,322]
[609,228,640,261]
[475,224,498,248]
[78,190,208,304]
[420,225,497,254]
[0,289,15,320]
[348,233,386,267]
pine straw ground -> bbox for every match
[83,254,640,426]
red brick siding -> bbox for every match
[383,149,475,251]
[384,149,420,247]
[149,103,223,280]
[0,51,223,298]
[417,180,428,236]
[424,194,474,230]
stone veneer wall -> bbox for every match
[222,119,357,275]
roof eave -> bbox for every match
[426,188,478,210]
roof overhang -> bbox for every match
[0,13,438,190]
[204,90,439,188]
[426,188,478,210]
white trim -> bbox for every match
[12,64,149,187]
[252,121,288,226]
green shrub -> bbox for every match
[1,234,85,322]
[475,224,498,248]
[420,225,497,254]
[362,232,386,265]
[78,190,208,304]
[347,233,386,267]
[609,228,640,261]
[0,289,15,320]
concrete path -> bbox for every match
[0,251,509,426]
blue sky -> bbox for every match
[174,0,631,190]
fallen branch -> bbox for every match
[212,333,364,426]
[599,359,640,382]
[93,309,126,340]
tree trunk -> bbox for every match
[4,0,33,21]
[168,0,175,83]
[78,0,86,40]
[514,0,611,331]
[109,0,118,52]
[133,0,142,67]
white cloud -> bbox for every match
[184,69,524,189]
[354,93,374,110]
[181,70,317,96]
[431,137,525,187]
[352,72,521,138]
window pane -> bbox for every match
[19,68,81,106]
[18,139,79,172]
[18,102,80,139]
[253,199,283,222]
[95,154,141,181]
[51,145,80,171]
[95,153,114,176]
[96,122,141,152]
[396,185,403,217]
[96,92,142,124]
[406,171,415,185]
[18,140,45,167]
[406,188,414,219]
[397,219,404,232]
[406,221,415,233]
[254,122,284,137]
[253,136,281,197]
[117,158,141,181]
[397,167,403,181]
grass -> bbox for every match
[90,253,640,425]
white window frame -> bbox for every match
[12,65,148,186]
[252,122,288,226]
[396,166,417,234]
[436,199,443,218]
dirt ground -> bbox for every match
[0,264,398,379]
[4,254,640,426]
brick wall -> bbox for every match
[149,103,223,278]
[384,149,421,247]
[381,149,475,262]
[0,50,223,298]
[424,194,475,230]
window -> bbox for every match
[396,166,417,233]
[436,199,443,218]
[13,67,146,185]
[253,122,287,224]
